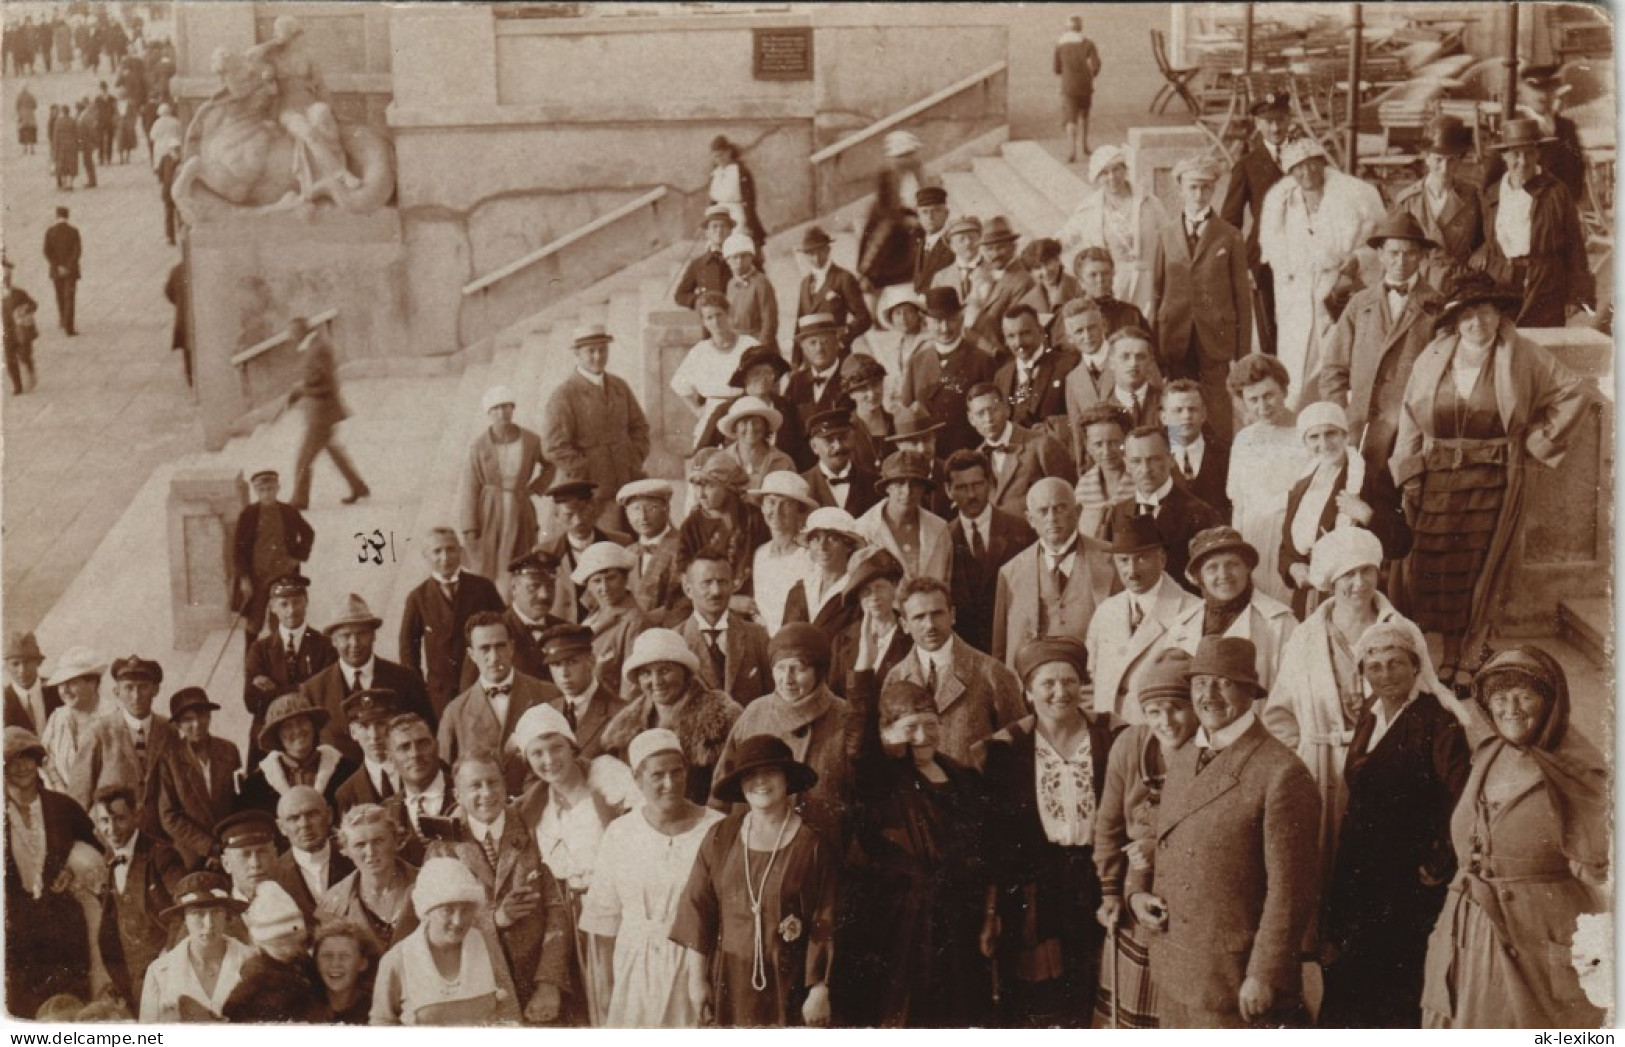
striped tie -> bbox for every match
[481,831,499,869]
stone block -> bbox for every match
[1126,126,1216,205]
[168,471,249,651]
[389,5,497,109]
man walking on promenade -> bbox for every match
[287,316,370,510]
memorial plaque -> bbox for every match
[753,26,813,81]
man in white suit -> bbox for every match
[1086,515,1200,720]
[992,477,1114,666]
[1164,527,1296,692]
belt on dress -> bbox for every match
[1447,864,1570,955]
[1422,437,1511,471]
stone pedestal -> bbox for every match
[645,309,706,474]
[169,471,249,651]
[1126,126,1219,204]
[189,209,408,450]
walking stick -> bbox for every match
[1107,923,1120,1029]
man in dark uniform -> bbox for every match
[539,624,628,761]
[42,206,81,335]
[233,469,315,650]
[332,689,400,813]
[1220,91,1291,356]
[398,527,504,718]
[800,408,882,517]
[243,572,334,766]
[794,226,872,359]
[461,551,569,689]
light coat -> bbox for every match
[855,502,953,585]
[1086,574,1201,720]
[880,637,1024,767]
[1165,590,1296,693]
[992,539,1115,667]
[436,671,562,795]
[1317,277,1447,463]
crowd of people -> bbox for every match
[2,15,1612,1031]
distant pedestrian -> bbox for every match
[16,84,38,155]
[287,317,370,509]
[51,105,79,189]
[1054,15,1101,163]
[43,206,81,336]
[4,259,41,394]
[75,100,99,188]
[164,262,189,386]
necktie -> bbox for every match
[1195,747,1218,774]
[1049,560,1068,594]
[970,522,986,561]
[1138,501,1156,518]
[704,629,727,684]
[377,771,395,800]
[1087,365,1102,383]
[925,660,938,694]
[1179,449,1195,480]
[562,700,579,731]
[487,684,510,699]
[1186,218,1203,254]
[108,852,129,868]
[481,831,500,869]
[960,268,973,298]
[826,474,850,487]
[439,581,455,604]
[1128,599,1144,632]
[134,728,146,754]
[986,443,1009,455]
[347,671,363,696]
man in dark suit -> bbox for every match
[799,408,881,517]
[1155,157,1252,439]
[994,302,1077,448]
[794,226,871,359]
[301,594,433,763]
[782,315,853,471]
[673,204,735,311]
[900,287,1002,457]
[913,185,955,292]
[619,479,684,626]
[399,527,505,718]
[967,382,1076,516]
[333,689,401,814]
[945,449,1037,654]
[42,206,81,335]
[534,480,634,625]
[675,554,772,708]
[153,688,241,870]
[4,727,100,1017]
[287,316,370,510]
[965,216,1035,347]
[438,613,561,795]
[233,469,316,650]
[1220,91,1290,356]
[538,624,628,760]
[269,784,354,921]
[1162,378,1232,519]
[74,101,99,188]
[461,552,568,690]
[1105,427,1223,594]
[1128,636,1319,1027]
[382,713,455,866]
[3,631,60,735]
[91,784,184,1012]
[1102,328,1166,432]
[1075,246,1151,336]
[243,572,335,766]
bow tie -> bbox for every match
[986,444,1009,454]
[826,474,851,487]
[108,853,129,868]
[486,684,510,698]
[1385,284,1409,294]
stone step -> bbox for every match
[1001,139,1093,217]
[973,155,1067,239]
[940,171,1007,232]
[1556,596,1612,667]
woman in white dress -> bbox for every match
[746,471,816,635]
[1258,137,1384,405]
[140,872,256,1022]
[1226,354,1314,607]
[671,292,759,453]
[580,729,723,1028]
[1056,145,1166,318]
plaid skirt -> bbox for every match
[1407,440,1509,634]
[1092,924,1159,1029]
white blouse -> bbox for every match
[1034,728,1097,847]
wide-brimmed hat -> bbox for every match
[624,628,701,679]
[1437,272,1521,328]
[4,727,46,762]
[1250,90,1290,117]
[943,216,982,241]
[1184,525,1260,584]
[884,129,922,159]
[877,285,925,330]
[4,631,43,662]
[718,395,784,440]
[1491,117,1554,152]
[839,352,887,392]
[481,385,516,413]
[341,688,398,725]
[1013,635,1089,685]
[798,226,833,252]
[746,470,818,511]
[1134,649,1194,707]
[413,857,488,915]
[728,344,792,388]
[45,646,105,687]
[803,506,864,543]
[878,450,935,490]
[169,686,220,721]
[712,734,819,804]
[980,215,1019,246]
[1308,526,1384,592]
[570,541,637,586]
[572,323,613,348]
[1420,115,1474,157]
[258,692,330,752]
[795,312,840,340]
[1088,145,1129,183]
[160,871,247,922]
[922,286,963,320]
[323,594,383,635]
[1110,515,1165,556]
[1365,211,1439,251]
[539,623,595,664]
[888,403,947,441]
[1280,136,1328,173]
[110,655,163,685]
[1183,635,1263,692]
[617,478,675,506]
[843,546,906,607]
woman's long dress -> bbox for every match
[1228,421,1313,607]
[580,807,724,1027]
[459,427,546,586]
[669,812,839,1027]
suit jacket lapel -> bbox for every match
[725,626,748,695]
[493,814,526,895]
[1158,724,1265,835]
[576,696,610,753]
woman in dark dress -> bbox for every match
[1390,273,1592,686]
[975,636,1126,1027]
[1318,622,1470,1027]
[837,623,992,1028]
[670,736,838,1027]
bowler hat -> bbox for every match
[4,631,42,662]
[1437,272,1521,329]
[1184,635,1263,692]
[267,572,310,598]
[728,344,792,388]
[545,478,597,504]
[745,470,818,511]
[1184,526,1260,584]
[257,692,330,752]
[798,226,833,252]
[111,655,163,685]
[1134,649,1195,707]
[979,215,1019,246]
[877,450,935,490]
[915,185,948,207]
[921,286,963,320]
[1250,91,1290,117]
[712,734,819,804]
[806,407,855,439]
[323,593,383,635]
[1365,211,1439,251]
[342,687,399,725]
[160,871,247,922]
[168,686,220,721]
[842,546,906,607]
[1014,635,1090,685]
[1491,118,1554,151]
[1110,515,1165,556]
[1420,115,1474,158]
[1519,63,1564,90]
[215,809,278,851]
[4,727,46,762]
[539,623,595,664]
[887,403,947,441]
[795,312,840,340]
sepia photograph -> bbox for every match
[0,0,1615,1031]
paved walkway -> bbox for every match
[3,49,197,631]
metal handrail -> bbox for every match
[809,60,1007,166]
[230,308,339,368]
[462,185,670,296]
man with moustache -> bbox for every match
[462,552,570,689]
[993,302,1077,448]
[1085,516,1200,720]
